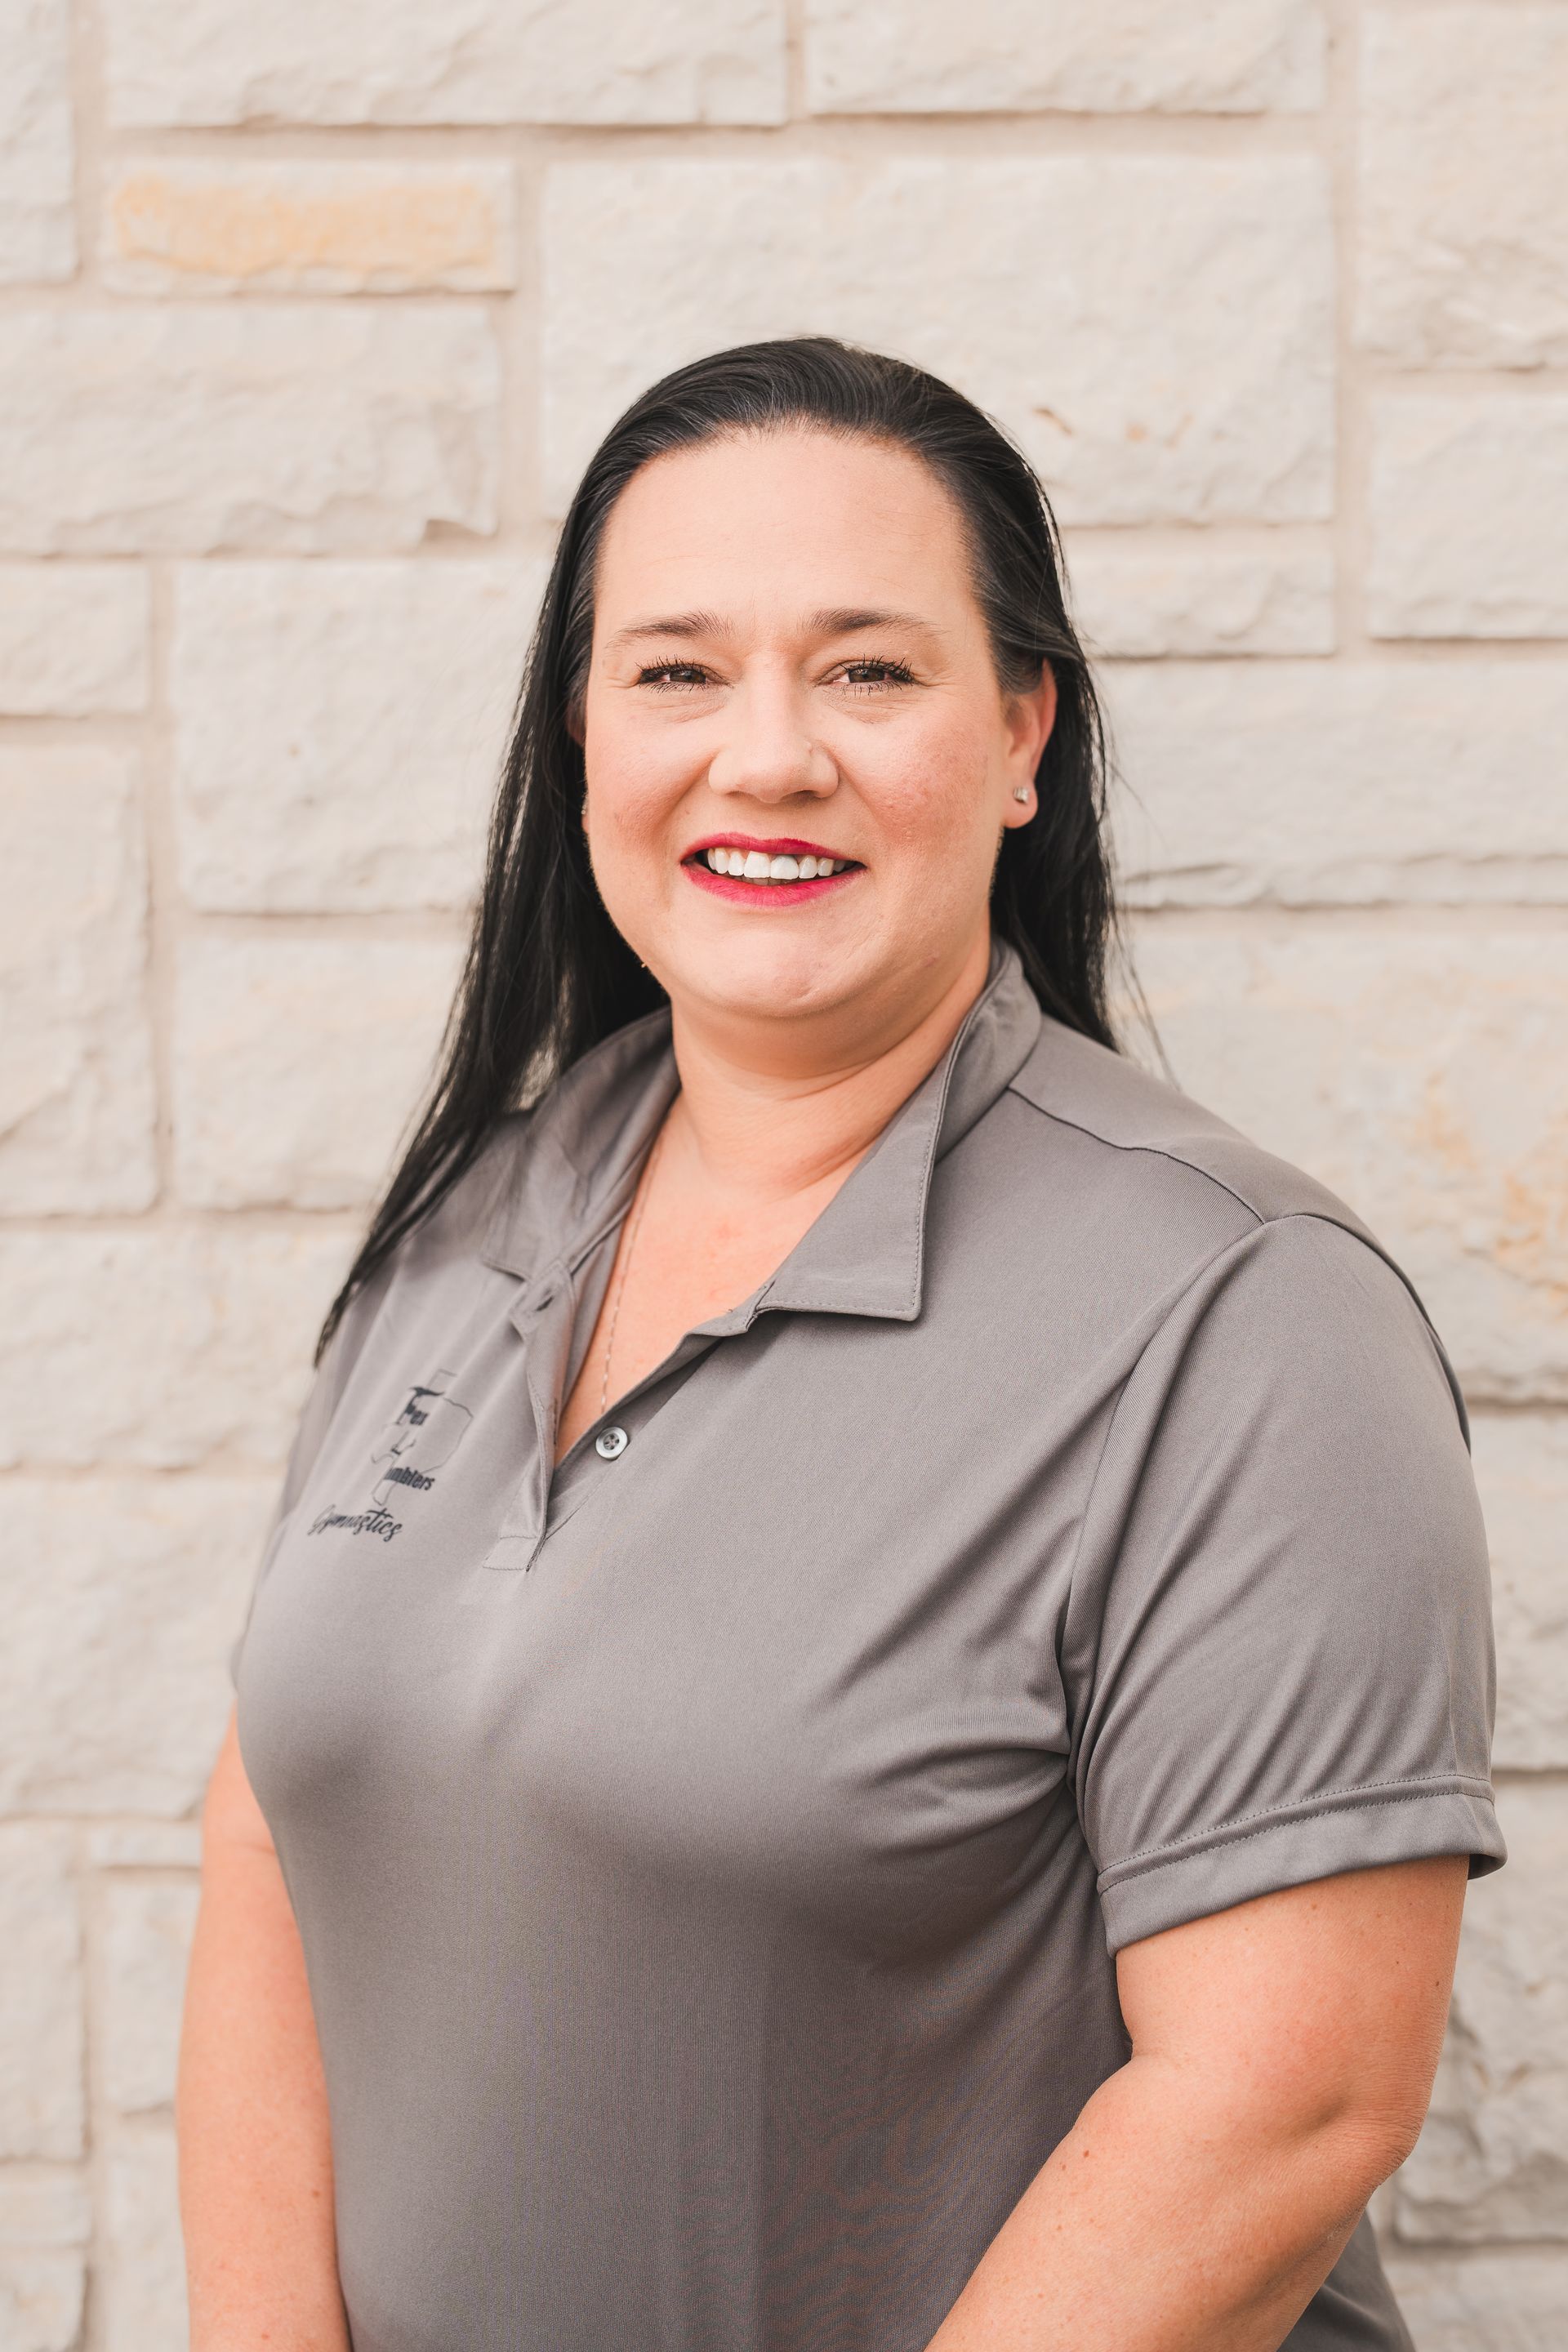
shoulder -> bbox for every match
[982,1015,1468,1441]
[359,1112,542,1328]
[408,1112,538,1264]
[399,1004,678,1290]
[325,1111,540,1367]
[1004,1016,1374,1240]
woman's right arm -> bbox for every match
[176,1705,350,2352]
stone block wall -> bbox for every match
[1,2,1564,2344]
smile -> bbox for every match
[681,835,864,905]
[702,845,853,881]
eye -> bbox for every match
[636,662,714,691]
[831,658,917,693]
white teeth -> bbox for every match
[698,848,850,883]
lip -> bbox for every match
[681,831,862,866]
[682,841,863,909]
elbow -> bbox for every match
[1205,2063,1440,2224]
[1308,2096,1432,2214]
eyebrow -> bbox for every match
[808,607,936,637]
[605,606,939,652]
[605,610,728,651]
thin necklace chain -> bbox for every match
[599,1119,668,1415]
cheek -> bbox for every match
[857,718,1000,868]
[583,711,694,849]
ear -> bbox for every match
[1001,663,1058,826]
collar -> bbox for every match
[479,936,1044,1325]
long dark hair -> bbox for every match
[317,335,1125,1360]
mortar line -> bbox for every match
[1326,0,1370,659]
[141,562,178,1216]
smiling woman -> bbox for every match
[178,340,1503,2352]
[581,432,1051,985]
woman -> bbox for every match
[177,337,1503,2352]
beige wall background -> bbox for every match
[2,1,1566,2345]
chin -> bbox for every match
[671,933,868,1023]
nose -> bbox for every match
[705,670,838,804]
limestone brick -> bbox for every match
[87,1825,204,1869]
[0,0,74,285]
[101,0,787,127]
[1368,396,1568,639]
[102,1883,201,2114]
[0,566,149,714]
[0,1480,273,1816]
[0,307,500,554]
[1396,1780,1568,2241]
[0,748,154,1214]
[0,2178,91,2248]
[1385,2253,1568,2351]
[0,1829,82,2161]
[543,157,1334,525]
[172,932,466,1208]
[1106,661,1568,906]
[0,2176,88,2352]
[102,2131,185,2352]
[103,160,515,295]
[1471,1416,1568,1774]
[1067,541,1334,658]
[0,1224,352,1470]
[0,2256,84,2352]
[1130,927,1568,1403]
[1359,6,1568,368]
[172,560,545,911]
[805,0,1324,116]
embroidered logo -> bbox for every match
[369,1372,473,1505]
[307,1371,474,1544]
[308,1503,403,1545]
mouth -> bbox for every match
[680,833,864,906]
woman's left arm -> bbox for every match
[925,1854,1467,2352]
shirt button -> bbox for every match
[595,1426,630,1459]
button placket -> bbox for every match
[479,1266,574,1574]
[486,1295,764,1575]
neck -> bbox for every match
[661,928,994,1210]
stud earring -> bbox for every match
[1012,786,1031,804]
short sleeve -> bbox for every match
[1064,1212,1506,1954]
[226,1259,394,1690]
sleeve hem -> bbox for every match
[1098,1782,1507,1956]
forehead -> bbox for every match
[592,427,976,629]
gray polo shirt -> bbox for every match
[231,935,1503,2352]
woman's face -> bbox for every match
[580,427,1056,1056]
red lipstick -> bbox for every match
[682,832,860,863]
[680,831,864,908]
